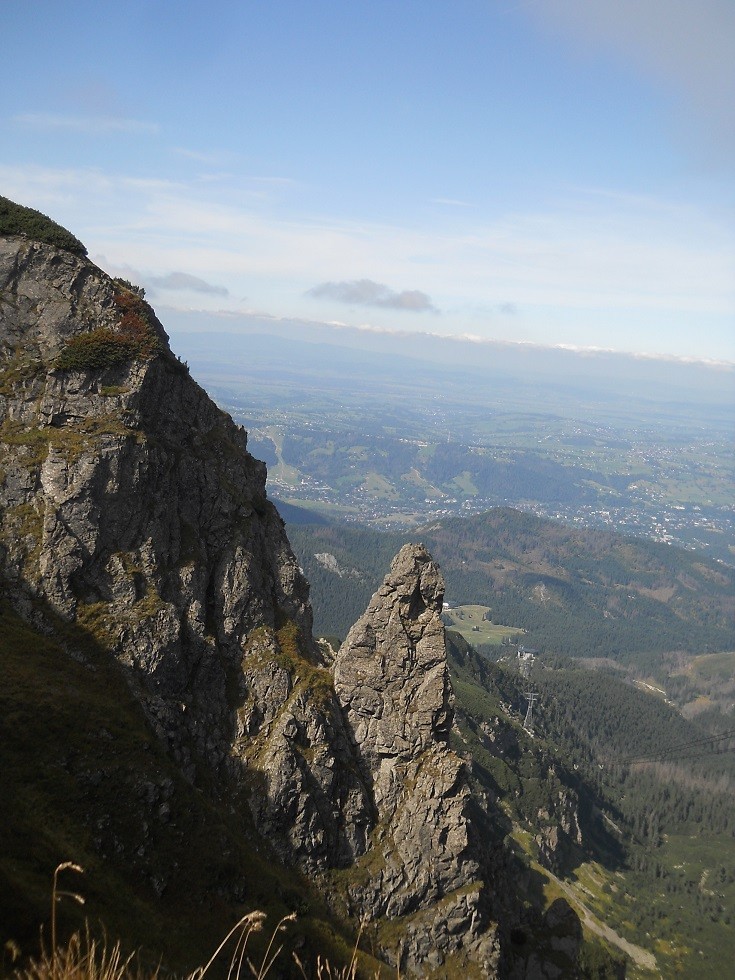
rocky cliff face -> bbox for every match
[0,233,501,974]
[2,237,309,769]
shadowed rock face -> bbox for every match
[0,234,500,975]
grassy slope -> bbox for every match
[0,197,87,255]
[442,604,522,647]
[0,600,368,977]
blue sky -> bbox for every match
[2,0,734,362]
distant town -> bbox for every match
[207,376,734,568]
[267,467,733,562]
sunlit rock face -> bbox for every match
[0,233,327,804]
[335,543,454,813]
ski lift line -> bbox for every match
[523,691,539,734]
[639,745,735,764]
[626,743,735,764]
[623,749,735,769]
[624,728,735,764]
[622,727,735,764]
[626,744,735,765]
[630,726,735,757]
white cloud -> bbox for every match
[307,279,436,312]
[431,198,472,208]
[147,271,229,296]
[248,176,298,187]
[172,147,229,166]
[1,162,732,357]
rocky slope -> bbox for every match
[0,230,504,974]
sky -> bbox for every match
[2,0,734,362]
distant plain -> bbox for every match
[168,318,734,564]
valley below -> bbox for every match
[168,325,735,567]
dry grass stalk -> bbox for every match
[188,910,266,980]
[292,918,384,980]
[13,925,149,980]
[50,863,85,958]
[13,863,388,980]
[247,913,297,980]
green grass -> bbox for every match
[0,416,141,471]
[55,330,142,371]
[448,642,735,979]
[99,385,129,397]
[280,497,361,520]
[361,472,399,498]
[55,291,161,372]
[0,347,44,397]
[688,650,735,681]
[560,835,735,979]
[451,471,478,495]
[269,460,303,485]
[442,604,522,646]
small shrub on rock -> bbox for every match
[55,329,141,371]
[56,290,162,371]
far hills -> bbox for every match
[163,314,735,565]
[286,507,735,670]
[165,313,735,422]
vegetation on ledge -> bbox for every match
[56,291,162,371]
[0,196,87,256]
[0,599,368,977]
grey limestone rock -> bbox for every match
[0,233,373,880]
[335,544,500,974]
[0,234,343,843]
[335,544,452,797]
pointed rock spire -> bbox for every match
[334,543,453,806]
[334,543,499,973]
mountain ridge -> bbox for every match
[287,508,735,665]
[0,221,512,975]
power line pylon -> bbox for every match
[523,692,539,735]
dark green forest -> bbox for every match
[286,506,735,974]
[286,508,735,664]
[446,633,735,977]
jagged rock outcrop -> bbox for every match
[335,545,500,974]
[0,231,501,974]
[534,786,583,872]
[235,631,373,871]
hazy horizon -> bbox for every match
[162,305,735,371]
[163,309,735,432]
[3,1,734,362]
